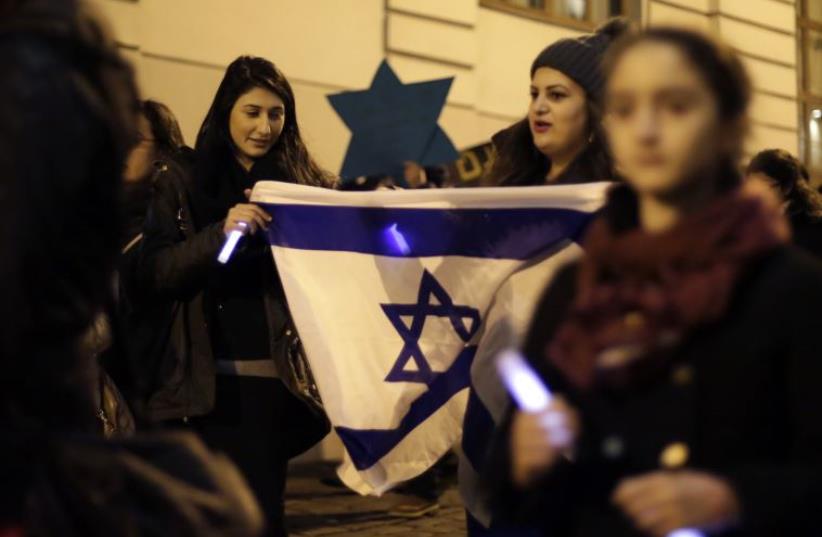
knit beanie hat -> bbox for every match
[531,17,630,98]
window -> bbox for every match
[800,0,822,183]
[480,0,640,31]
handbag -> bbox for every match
[97,369,136,437]
[281,320,331,458]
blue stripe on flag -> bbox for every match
[263,204,592,259]
[335,345,476,471]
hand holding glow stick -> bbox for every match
[217,221,248,264]
[496,349,553,412]
[218,197,272,264]
[497,349,577,449]
[498,351,705,537]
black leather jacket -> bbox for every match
[130,158,328,456]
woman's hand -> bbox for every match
[612,471,740,537]
[510,396,579,488]
[223,203,271,237]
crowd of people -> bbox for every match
[3,1,822,536]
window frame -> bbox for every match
[479,0,636,32]
[798,0,822,183]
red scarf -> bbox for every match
[547,180,790,391]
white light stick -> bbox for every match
[217,222,247,264]
[497,349,574,449]
[667,530,705,537]
[496,349,553,412]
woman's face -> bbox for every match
[123,113,154,182]
[528,67,589,161]
[604,42,724,199]
[229,86,286,165]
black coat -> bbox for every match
[488,246,822,536]
[791,212,822,260]
[133,159,328,456]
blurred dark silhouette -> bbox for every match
[0,1,261,535]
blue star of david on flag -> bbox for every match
[381,270,480,384]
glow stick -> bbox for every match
[385,223,411,255]
[217,222,247,264]
[496,349,553,412]
[497,349,575,450]
[667,530,705,537]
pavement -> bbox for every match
[285,463,466,536]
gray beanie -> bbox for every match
[531,17,630,98]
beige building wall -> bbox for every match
[89,0,593,177]
[93,0,802,175]
[91,0,802,461]
[647,0,799,157]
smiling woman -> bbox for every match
[137,56,335,537]
[229,87,286,170]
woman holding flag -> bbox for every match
[484,18,628,186]
[463,18,628,536]
[140,56,334,536]
[491,27,822,536]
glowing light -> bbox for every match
[496,350,553,412]
[812,108,822,120]
[667,530,705,537]
[217,222,248,264]
[384,223,411,255]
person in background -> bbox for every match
[746,148,822,257]
[139,55,334,537]
[462,18,629,537]
[340,161,446,191]
[484,18,629,187]
[102,99,187,428]
[489,26,822,536]
[123,100,186,245]
[0,1,261,535]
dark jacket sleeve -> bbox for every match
[485,262,584,529]
[724,250,822,535]
[139,169,225,300]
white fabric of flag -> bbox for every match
[250,181,609,495]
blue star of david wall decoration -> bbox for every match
[381,270,481,385]
[328,60,460,184]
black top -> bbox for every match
[790,212,822,260]
[209,161,277,361]
[122,176,154,246]
[488,245,822,536]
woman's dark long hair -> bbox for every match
[194,56,333,196]
[747,149,822,220]
[601,27,752,231]
[141,99,184,159]
[486,98,612,186]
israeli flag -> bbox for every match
[251,181,609,496]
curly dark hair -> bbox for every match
[747,149,822,220]
[485,101,613,187]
